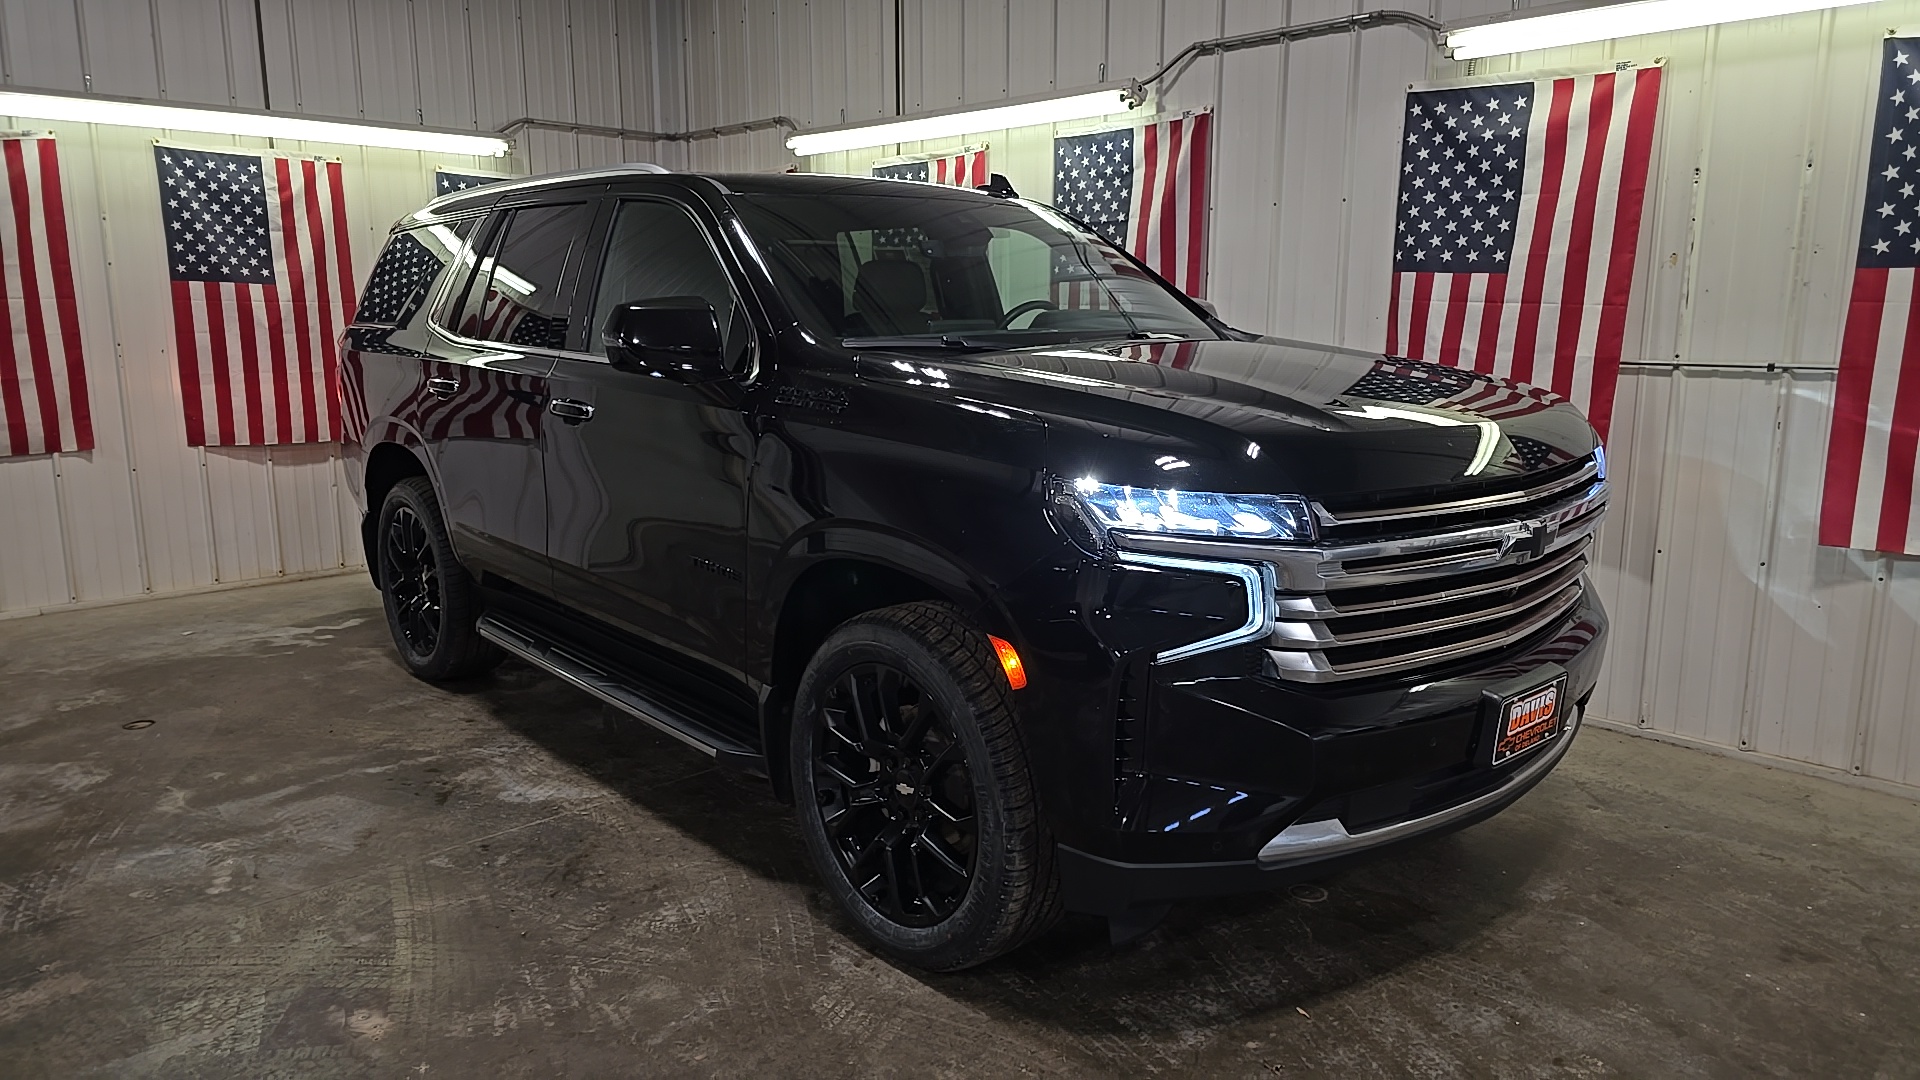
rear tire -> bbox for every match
[790,602,1061,971]
[376,476,502,682]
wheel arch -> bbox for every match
[360,441,431,583]
[759,529,1018,803]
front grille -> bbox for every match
[1263,453,1606,684]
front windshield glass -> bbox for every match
[729,189,1217,345]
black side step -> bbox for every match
[477,614,766,776]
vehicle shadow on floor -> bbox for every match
[457,654,1557,1039]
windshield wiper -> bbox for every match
[841,335,1013,351]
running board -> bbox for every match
[477,614,766,776]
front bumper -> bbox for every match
[1056,706,1583,915]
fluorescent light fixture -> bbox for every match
[0,87,510,156]
[787,87,1138,156]
[1446,0,1878,60]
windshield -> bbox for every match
[729,189,1217,346]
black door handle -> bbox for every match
[425,376,461,399]
[548,398,595,423]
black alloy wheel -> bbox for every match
[381,504,442,658]
[790,602,1061,971]
[375,476,502,682]
[812,662,977,927]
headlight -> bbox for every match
[1060,477,1315,543]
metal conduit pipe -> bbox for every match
[1128,10,1445,100]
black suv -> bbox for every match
[341,165,1608,971]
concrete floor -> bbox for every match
[1,577,1917,1079]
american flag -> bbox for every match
[436,169,506,198]
[1052,111,1211,298]
[1384,68,1662,440]
[1,134,92,457]
[158,145,355,447]
[872,148,988,187]
[1822,38,1920,555]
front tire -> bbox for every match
[376,476,502,682]
[790,602,1061,971]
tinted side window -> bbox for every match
[354,216,478,330]
[450,203,589,349]
[589,200,742,364]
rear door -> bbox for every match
[421,200,594,588]
[541,193,757,680]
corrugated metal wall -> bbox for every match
[658,0,1920,793]
[0,0,668,617]
[3,1,1915,794]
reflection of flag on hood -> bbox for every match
[1345,359,1560,424]
[872,147,988,187]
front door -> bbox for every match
[542,196,756,679]
[420,202,593,588]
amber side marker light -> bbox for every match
[987,635,1028,690]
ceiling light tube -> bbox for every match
[1445,0,1878,60]
[0,86,511,156]
[787,86,1140,156]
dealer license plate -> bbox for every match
[1486,667,1570,766]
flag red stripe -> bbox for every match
[170,280,205,446]
[1438,273,1472,366]
[1875,271,1920,551]
[1406,273,1435,361]
[4,139,61,455]
[1474,273,1509,375]
[35,137,90,452]
[202,280,237,447]
[1551,72,1616,401]
[0,179,23,456]
[1386,273,1403,356]
[1511,78,1577,387]
[276,157,319,441]
[970,153,987,187]
[303,159,338,444]
[1134,122,1160,261]
[232,282,268,442]
[1184,113,1210,297]
[327,160,355,436]
[1820,267,1889,547]
[1155,119,1186,289]
[1590,67,1662,438]
[262,277,293,441]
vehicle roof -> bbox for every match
[406,164,1003,227]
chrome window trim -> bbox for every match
[1113,551,1276,664]
[1257,707,1582,868]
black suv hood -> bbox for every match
[853,337,1599,503]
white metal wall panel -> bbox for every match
[917,1,964,110]
[1106,0,1164,93]
[77,0,161,99]
[154,0,244,106]
[414,0,478,130]
[1053,0,1107,88]
[354,0,422,123]
[521,0,578,125]
[0,461,68,610]
[572,0,623,129]
[962,0,1009,105]
[0,0,85,91]
[1209,1,1285,327]
[1272,1,1355,339]
[466,0,529,130]
[1006,0,1058,98]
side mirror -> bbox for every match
[602,297,726,382]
